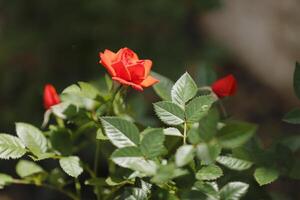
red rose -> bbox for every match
[43,84,61,110]
[99,47,159,91]
[211,74,237,98]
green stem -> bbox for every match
[75,179,81,199]
[108,85,123,114]
[55,117,65,128]
[94,140,101,176]
[219,101,228,118]
[93,140,101,200]
[183,121,187,145]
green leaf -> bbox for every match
[254,167,279,186]
[78,82,101,99]
[293,62,300,99]
[151,164,187,184]
[187,127,203,144]
[217,122,257,149]
[124,187,149,200]
[283,108,300,124]
[194,181,219,200]
[101,117,140,148]
[220,182,249,200]
[175,145,195,167]
[281,135,300,152]
[152,72,174,101]
[59,156,83,178]
[198,108,220,141]
[0,134,26,159]
[185,95,216,122]
[140,129,166,159]
[171,72,198,107]
[16,160,44,178]
[50,128,72,155]
[196,164,223,181]
[216,156,253,171]
[163,127,182,137]
[0,173,13,189]
[62,84,81,94]
[16,123,48,158]
[196,143,221,165]
[153,101,185,125]
[61,93,99,111]
[111,147,157,175]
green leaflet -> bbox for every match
[111,147,157,176]
[140,129,166,159]
[59,156,83,178]
[220,182,249,200]
[101,117,140,148]
[185,95,216,122]
[196,164,223,181]
[16,123,48,158]
[254,167,279,186]
[171,72,198,108]
[217,122,257,149]
[216,156,253,171]
[0,134,26,159]
[152,72,174,101]
[154,101,185,125]
[16,160,44,178]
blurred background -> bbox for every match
[0,0,299,199]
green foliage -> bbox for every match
[16,160,44,178]
[196,164,223,180]
[140,128,166,159]
[152,72,174,101]
[16,123,48,158]
[175,145,195,167]
[196,143,221,165]
[283,108,300,124]
[111,147,156,175]
[217,122,257,149]
[171,72,198,108]
[101,117,140,148]
[185,95,216,122]
[216,156,253,171]
[0,134,26,159]
[163,127,182,137]
[0,173,13,189]
[219,182,249,200]
[254,167,279,186]
[154,101,185,125]
[151,164,187,184]
[59,156,83,178]
[0,70,298,200]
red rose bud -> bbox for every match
[99,47,159,91]
[211,74,237,98]
[43,84,61,110]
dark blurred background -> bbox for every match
[0,0,299,199]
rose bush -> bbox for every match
[0,49,299,200]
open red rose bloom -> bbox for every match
[43,84,61,110]
[99,47,159,91]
